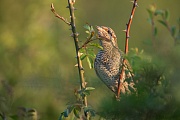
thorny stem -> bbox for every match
[125,0,138,54]
[51,4,71,26]
[117,0,138,98]
[51,0,89,119]
[67,0,89,118]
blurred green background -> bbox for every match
[0,0,180,119]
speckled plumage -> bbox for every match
[94,26,135,96]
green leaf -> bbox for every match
[154,27,158,36]
[171,26,176,37]
[58,112,65,120]
[85,87,95,91]
[154,10,164,16]
[85,47,96,60]
[147,9,153,19]
[165,10,169,21]
[83,24,90,31]
[79,48,86,53]
[84,107,96,117]
[82,87,95,96]
[89,43,103,50]
[89,109,96,117]
[86,56,93,69]
[64,109,69,117]
[83,91,90,96]
[158,20,167,28]
[87,52,96,59]
[80,54,87,60]
[90,25,95,33]
[85,31,90,34]
[73,107,80,118]
[86,47,94,51]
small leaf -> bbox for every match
[73,108,80,118]
[87,50,96,58]
[85,31,90,34]
[89,43,103,50]
[64,109,69,117]
[87,53,96,59]
[83,87,95,96]
[147,9,153,19]
[83,24,90,31]
[67,105,74,113]
[165,10,169,21]
[86,47,94,51]
[90,25,94,32]
[79,48,86,53]
[80,54,87,60]
[89,109,96,117]
[154,10,163,16]
[58,112,65,120]
[83,91,90,96]
[85,87,95,91]
[84,106,96,117]
[154,26,158,36]
[86,56,93,69]
[171,26,176,37]
[158,20,167,28]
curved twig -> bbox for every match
[51,3,71,26]
[117,0,138,98]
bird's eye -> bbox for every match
[108,30,112,36]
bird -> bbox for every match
[94,26,135,97]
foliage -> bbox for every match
[52,1,99,118]
[147,4,180,46]
[58,87,96,120]
[98,49,180,120]
[0,0,179,120]
[97,5,180,119]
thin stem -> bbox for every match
[67,0,89,118]
[79,38,98,50]
[117,0,138,98]
[164,20,177,43]
[51,3,71,26]
[125,0,138,54]
[150,15,157,49]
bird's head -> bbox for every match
[96,26,118,48]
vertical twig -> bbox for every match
[51,0,89,118]
[125,0,138,54]
[151,16,156,49]
[117,0,138,98]
[67,0,89,118]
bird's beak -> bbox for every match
[96,26,103,40]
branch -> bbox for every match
[51,1,89,119]
[67,0,89,118]
[51,3,71,26]
[125,0,138,54]
[117,0,138,99]
[79,38,98,50]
